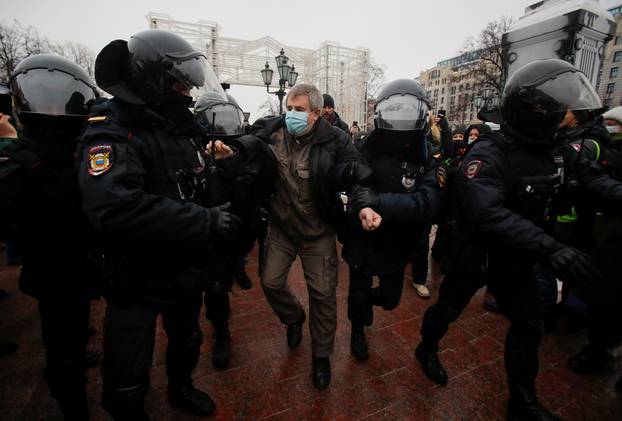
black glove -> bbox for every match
[209,202,243,236]
[548,244,601,291]
[342,162,373,185]
[575,158,603,184]
[349,186,379,213]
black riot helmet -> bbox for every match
[95,29,224,107]
[501,58,605,146]
[9,53,98,136]
[374,79,432,132]
[194,91,246,138]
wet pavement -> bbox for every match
[0,243,620,420]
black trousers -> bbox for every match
[347,265,405,329]
[204,252,236,336]
[101,295,202,419]
[38,295,91,419]
[411,225,432,285]
[421,263,544,395]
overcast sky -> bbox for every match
[5,0,621,121]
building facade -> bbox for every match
[417,52,493,128]
[598,5,622,107]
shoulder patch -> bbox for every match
[88,116,109,124]
[463,159,482,179]
[88,145,114,176]
[436,166,447,188]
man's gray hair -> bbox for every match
[285,83,323,111]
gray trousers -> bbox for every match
[260,225,338,357]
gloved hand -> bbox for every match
[548,244,601,291]
[209,202,243,236]
[575,158,603,184]
[349,186,379,213]
[342,162,373,185]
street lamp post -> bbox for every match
[260,48,299,115]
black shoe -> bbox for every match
[0,341,17,358]
[351,330,368,361]
[567,345,608,375]
[168,383,215,417]
[286,311,306,349]
[212,334,231,369]
[235,270,252,290]
[483,297,500,313]
[312,356,331,390]
[507,390,562,421]
[415,343,448,385]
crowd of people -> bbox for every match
[0,28,621,421]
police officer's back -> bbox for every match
[0,53,99,419]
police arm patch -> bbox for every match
[88,145,113,176]
[436,166,447,188]
[464,159,482,179]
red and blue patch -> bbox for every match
[88,145,113,176]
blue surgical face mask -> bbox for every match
[285,110,310,135]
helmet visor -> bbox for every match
[520,71,603,115]
[11,69,97,117]
[375,94,430,131]
[197,103,246,136]
[166,53,224,97]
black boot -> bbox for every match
[235,269,252,290]
[212,333,231,369]
[415,342,448,385]
[168,380,215,417]
[567,345,608,374]
[102,382,150,421]
[286,310,306,349]
[0,341,17,358]
[507,388,562,421]
[312,356,331,390]
[350,327,368,361]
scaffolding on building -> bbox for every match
[147,13,369,127]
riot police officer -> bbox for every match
[0,53,99,420]
[194,92,276,369]
[344,79,443,360]
[77,30,240,419]
[424,59,604,421]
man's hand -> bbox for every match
[359,207,382,231]
[205,140,234,160]
[0,113,17,138]
[209,202,243,236]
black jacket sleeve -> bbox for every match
[375,163,443,224]
[77,129,215,248]
[0,162,28,240]
[455,141,556,259]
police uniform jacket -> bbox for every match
[0,130,95,298]
[341,129,443,274]
[77,98,218,302]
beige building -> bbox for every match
[598,5,622,107]
[417,51,491,128]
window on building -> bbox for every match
[434,89,438,97]
[451,87,456,95]
[450,96,455,105]
[611,67,619,79]
[441,97,445,104]
[459,85,464,92]
[607,83,616,94]
[614,51,622,62]
[616,36,622,45]
[441,87,445,94]
[465,83,471,90]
